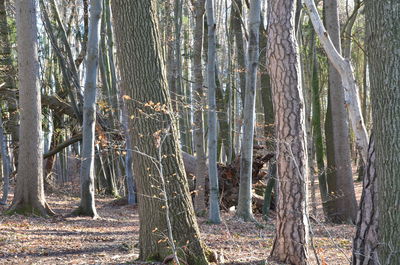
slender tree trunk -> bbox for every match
[268,0,309,264]
[192,0,207,214]
[366,1,400,263]
[77,0,102,218]
[206,0,221,224]
[111,1,209,263]
[322,0,358,223]
[236,0,261,221]
[7,0,54,216]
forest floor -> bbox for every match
[0,180,362,265]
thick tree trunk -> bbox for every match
[236,0,261,222]
[192,0,207,214]
[366,1,400,263]
[7,0,53,217]
[206,0,221,224]
[111,1,208,263]
[323,0,358,223]
[267,0,309,264]
[76,0,102,218]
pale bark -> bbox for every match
[111,1,208,263]
[76,0,102,218]
[366,1,400,263]
[0,112,10,204]
[7,0,53,216]
[268,0,309,264]
[236,0,261,222]
[206,0,221,224]
[304,0,369,165]
[191,0,207,214]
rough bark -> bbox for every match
[111,1,208,263]
[76,0,102,218]
[7,0,54,217]
[323,0,358,223]
[236,0,261,222]
[206,0,221,224]
[352,135,378,265]
[366,1,400,263]
[191,0,207,214]
[267,0,309,263]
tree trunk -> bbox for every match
[111,1,208,263]
[268,0,309,264]
[322,0,358,223]
[76,0,102,218]
[352,135,378,265]
[236,0,261,222]
[192,0,207,214]
[7,0,54,217]
[366,1,400,263]
[206,0,222,224]
[0,112,10,205]
[304,0,369,165]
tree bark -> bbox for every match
[191,0,207,214]
[7,0,54,217]
[323,0,358,223]
[352,135,378,265]
[206,0,221,224]
[76,0,102,218]
[111,1,208,263]
[304,0,369,166]
[236,0,261,222]
[366,1,400,263]
[268,0,309,264]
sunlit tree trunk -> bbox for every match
[236,0,261,222]
[7,0,54,216]
[268,0,309,263]
[111,1,209,263]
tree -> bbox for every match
[206,0,221,224]
[111,1,208,263]
[191,0,207,214]
[322,0,358,223]
[7,0,54,216]
[267,0,309,264]
[236,0,261,222]
[75,0,102,217]
[365,0,400,263]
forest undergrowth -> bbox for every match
[0,180,362,265]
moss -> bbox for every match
[5,204,43,217]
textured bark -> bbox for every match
[236,0,261,221]
[322,0,357,223]
[267,0,309,264]
[352,135,378,265]
[76,0,102,218]
[7,0,53,217]
[111,1,208,263]
[206,0,221,224]
[191,0,207,214]
[366,1,400,263]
